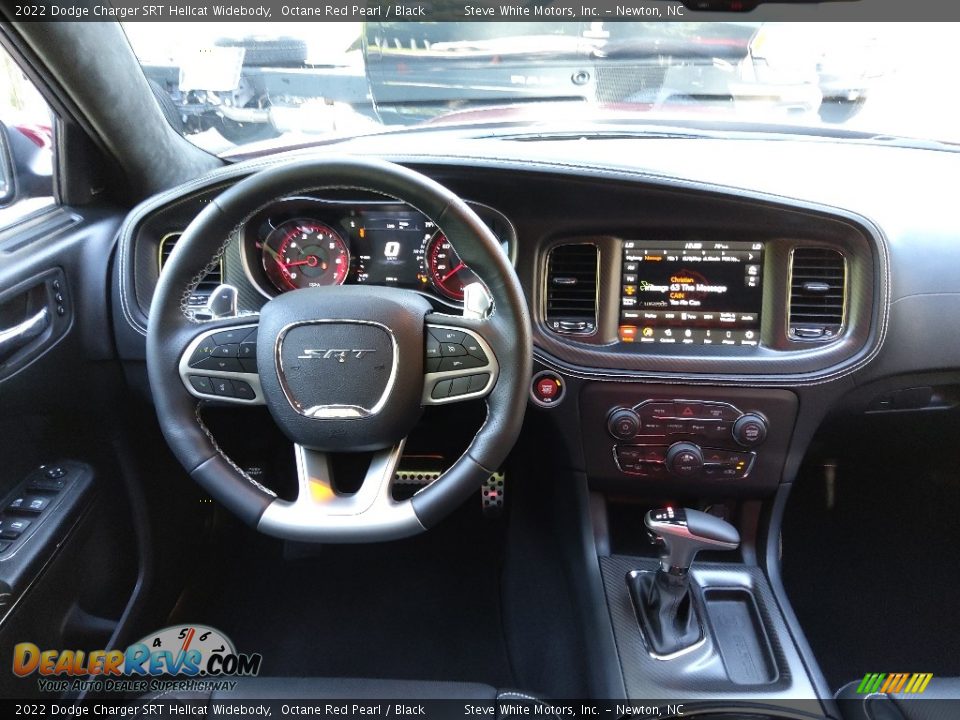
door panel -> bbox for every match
[0,205,139,698]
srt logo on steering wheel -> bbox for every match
[297,348,377,362]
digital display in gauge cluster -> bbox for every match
[618,240,764,347]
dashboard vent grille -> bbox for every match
[789,247,846,341]
[545,243,598,335]
[158,233,224,308]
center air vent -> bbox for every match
[789,247,846,341]
[545,243,598,335]
[158,233,224,308]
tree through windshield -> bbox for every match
[121,21,957,154]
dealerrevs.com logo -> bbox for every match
[12,625,262,694]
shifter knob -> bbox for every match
[645,507,740,576]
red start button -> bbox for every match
[531,372,564,406]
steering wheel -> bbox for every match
[146,158,531,542]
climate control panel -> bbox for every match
[607,400,768,480]
[580,384,797,494]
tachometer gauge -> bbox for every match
[261,219,350,292]
[424,232,479,302]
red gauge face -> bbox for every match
[424,233,479,301]
[261,220,350,292]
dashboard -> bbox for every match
[116,132,948,504]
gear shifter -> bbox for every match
[629,507,740,656]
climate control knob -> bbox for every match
[732,413,768,447]
[666,442,704,477]
[607,408,641,440]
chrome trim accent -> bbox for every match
[529,370,565,408]
[0,307,49,358]
[177,323,264,405]
[274,319,399,419]
[422,323,499,406]
[462,282,493,321]
[257,439,425,542]
[194,283,239,320]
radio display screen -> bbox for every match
[619,240,763,347]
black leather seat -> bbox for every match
[836,676,960,720]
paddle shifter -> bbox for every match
[630,507,740,656]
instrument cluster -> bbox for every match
[239,197,515,305]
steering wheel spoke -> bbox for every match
[177,320,264,405]
[422,314,499,405]
[257,439,424,542]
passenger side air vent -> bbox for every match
[788,247,846,341]
[158,233,224,309]
[545,243,598,335]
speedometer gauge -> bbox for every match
[261,219,350,292]
[424,232,479,301]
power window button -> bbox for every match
[8,496,49,515]
[1,519,31,539]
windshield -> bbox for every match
[121,21,958,154]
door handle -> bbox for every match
[0,306,49,361]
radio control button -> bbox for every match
[733,414,768,447]
[608,408,641,440]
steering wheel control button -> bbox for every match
[608,408,641,439]
[232,380,256,401]
[450,376,472,396]
[188,375,213,394]
[212,344,239,358]
[732,413,768,447]
[211,378,235,397]
[431,379,452,400]
[188,343,216,367]
[462,339,488,362]
[431,328,465,345]
[530,371,565,407]
[212,328,249,345]
[666,442,704,477]
[421,325,498,406]
[440,342,466,357]
[468,373,490,392]
[195,356,243,373]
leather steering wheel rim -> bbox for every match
[146,157,532,541]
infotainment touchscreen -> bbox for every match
[619,240,763,346]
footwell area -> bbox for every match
[783,418,960,691]
[169,505,515,686]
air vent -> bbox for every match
[158,233,224,308]
[789,247,846,341]
[545,243,598,335]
